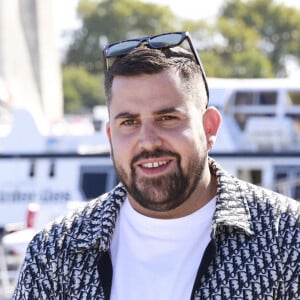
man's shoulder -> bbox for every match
[28,184,127,254]
[236,178,300,230]
[212,158,300,237]
[239,178,300,210]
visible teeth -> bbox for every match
[143,161,167,168]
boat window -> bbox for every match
[49,161,55,177]
[234,113,248,130]
[274,166,300,200]
[29,160,35,177]
[79,166,118,200]
[292,116,300,133]
[237,169,262,185]
[288,91,300,105]
[275,171,288,180]
[81,172,107,199]
[233,91,277,106]
[259,92,277,105]
[234,92,254,105]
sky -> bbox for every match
[52,0,300,32]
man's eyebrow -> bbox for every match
[154,107,182,115]
[113,107,182,120]
[113,111,139,120]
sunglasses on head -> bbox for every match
[102,31,209,101]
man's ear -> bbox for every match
[203,107,222,151]
[106,121,112,144]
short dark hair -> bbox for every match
[104,45,207,108]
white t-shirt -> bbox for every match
[110,197,216,300]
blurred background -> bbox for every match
[0,0,300,298]
[53,0,300,115]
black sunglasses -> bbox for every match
[103,32,209,101]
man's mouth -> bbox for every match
[136,158,173,176]
[142,160,168,169]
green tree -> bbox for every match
[63,0,300,112]
[63,0,183,112]
[201,17,274,78]
[218,0,300,76]
[63,66,105,114]
[65,0,180,73]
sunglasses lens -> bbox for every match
[150,33,184,48]
[105,40,141,57]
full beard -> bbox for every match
[112,149,205,212]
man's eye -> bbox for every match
[160,115,177,121]
[121,119,137,126]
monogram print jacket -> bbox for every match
[13,159,300,299]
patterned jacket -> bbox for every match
[13,159,300,299]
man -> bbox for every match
[13,32,300,299]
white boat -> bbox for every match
[208,77,300,200]
[0,106,115,230]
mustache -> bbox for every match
[131,149,180,166]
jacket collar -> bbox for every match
[209,158,254,237]
[68,183,126,253]
[69,158,254,253]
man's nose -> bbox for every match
[138,122,163,150]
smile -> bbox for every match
[142,161,168,168]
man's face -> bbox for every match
[106,70,214,217]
